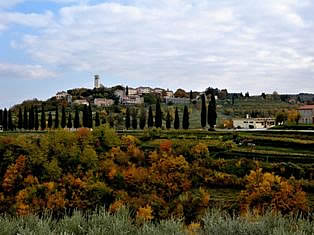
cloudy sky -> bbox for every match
[1,0,314,108]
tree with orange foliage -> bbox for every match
[238,168,308,215]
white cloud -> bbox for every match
[1,0,313,93]
[0,63,56,79]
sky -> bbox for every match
[1,0,314,108]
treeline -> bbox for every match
[0,105,102,131]
[124,95,217,130]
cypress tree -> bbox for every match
[83,105,88,127]
[95,112,100,127]
[41,105,46,130]
[23,107,28,130]
[8,109,13,131]
[54,106,59,129]
[125,107,130,129]
[166,111,171,129]
[34,107,39,130]
[74,107,80,129]
[3,108,8,131]
[131,109,138,129]
[155,99,162,128]
[148,106,153,128]
[67,112,72,129]
[174,107,180,129]
[182,105,189,129]
[88,105,93,128]
[232,95,235,105]
[61,106,66,128]
[201,94,206,128]
[48,112,53,129]
[190,90,193,101]
[126,86,129,96]
[29,106,34,130]
[139,108,146,129]
[0,109,3,126]
[18,108,23,130]
[208,94,217,129]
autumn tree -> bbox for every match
[139,108,146,129]
[18,108,23,130]
[148,106,153,128]
[174,88,188,98]
[182,105,189,129]
[288,110,301,124]
[125,107,131,130]
[61,106,66,128]
[155,99,162,128]
[201,94,206,128]
[207,94,217,129]
[174,107,180,129]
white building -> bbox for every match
[298,105,314,124]
[73,99,89,106]
[153,88,164,94]
[56,91,72,103]
[233,118,275,129]
[165,97,190,105]
[137,87,152,95]
[128,87,138,96]
[165,90,174,98]
[94,98,114,107]
[122,95,144,105]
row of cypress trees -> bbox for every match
[125,99,190,130]
[201,94,217,129]
[0,104,102,131]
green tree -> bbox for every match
[41,105,46,130]
[125,107,131,129]
[3,108,8,131]
[139,108,146,129]
[166,111,171,129]
[88,105,93,128]
[155,99,162,128]
[95,112,100,127]
[48,112,53,129]
[23,107,28,130]
[8,109,13,131]
[83,105,88,127]
[208,94,217,129]
[18,108,23,130]
[182,105,189,129]
[174,107,180,129]
[29,106,34,130]
[148,106,154,128]
[74,107,80,129]
[54,106,59,129]
[67,112,72,129]
[61,106,66,128]
[131,109,138,129]
[0,109,2,127]
[34,107,39,130]
[201,94,206,128]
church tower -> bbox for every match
[94,75,100,89]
